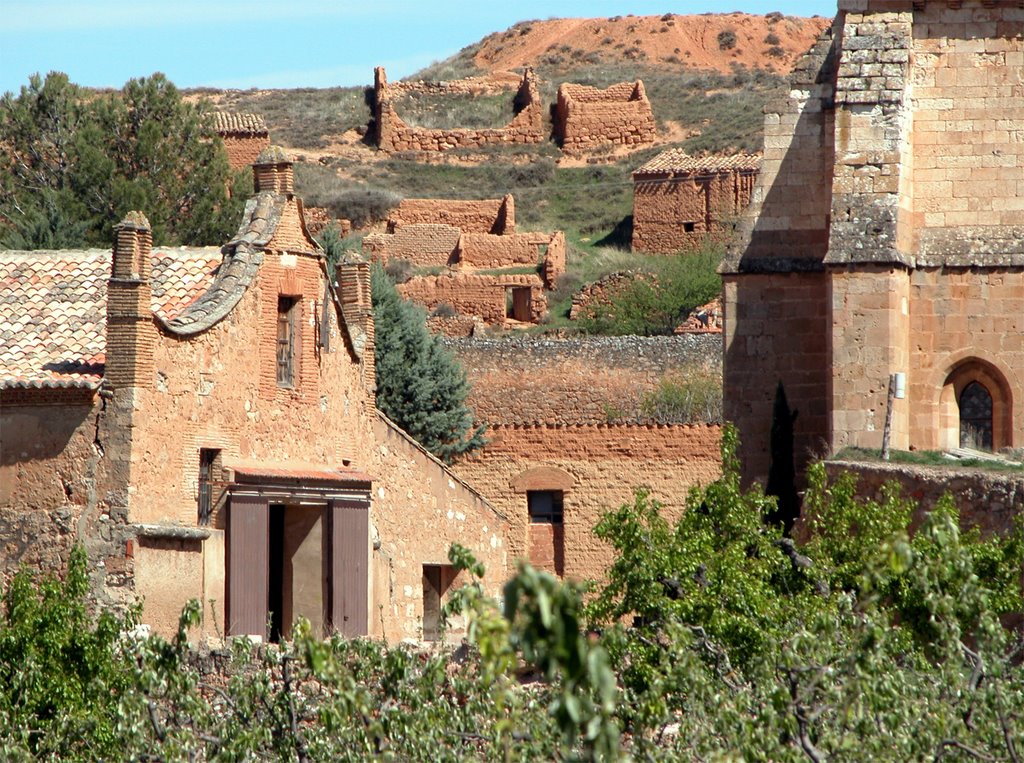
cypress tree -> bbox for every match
[370,262,486,462]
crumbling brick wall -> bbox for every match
[398,273,546,323]
[455,423,722,579]
[554,81,656,153]
[373,67,545,153]
[447,334,722,425]
[363,224,461,268]
[390,195,515,234]
[632,151,759,253]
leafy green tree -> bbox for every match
[370,262,485,462]
[0,72,243,249]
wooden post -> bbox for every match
[881,374,897,461]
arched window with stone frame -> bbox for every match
[938,359,1012,452]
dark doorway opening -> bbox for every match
[268,504,286,642]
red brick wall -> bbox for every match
[391,197,514,234]
[364,225,461,267]
[398,273,546,323]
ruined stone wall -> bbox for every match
[363,224,460,267]
[455,232,549,269]
[454,424,721,579]
[398,273,546,323]
[824,460,1024,539]
[222,134,271,171]
[374,67,545,153]
[554,81,656,153]
[632,170,757,253]
[391,196,514,234]
[0,390,134,604]
[447,334,722,425]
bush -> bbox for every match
[717,29,737,50]
[764,32,781,45]
[640,372,722,424]
[766,45,786,58]
[576,246,722,336]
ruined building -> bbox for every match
[373,67,545,153]
[213,112,270,171]
[363,196,566,330]
[632,150,760,253]
[554,81,656,153]
[724,0,1024,485]
[0,147,508,643]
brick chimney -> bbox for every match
[335,261,376,398]
[253,145,294,195]
[105,211,156,388]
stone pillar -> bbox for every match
[336,261,376,401]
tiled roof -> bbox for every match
[0,248,221,389]
[634,149,761,176]
[231,464,374,485]
[213,112,268,136]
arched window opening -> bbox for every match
[959,381,993,450]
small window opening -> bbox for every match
[198,448,219,525]
[683,221,696,233]
[528,490,564,524]
[959,381,993,450]
[277,296,298,387]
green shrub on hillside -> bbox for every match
[577,246,722,336]
[640,372,722,424]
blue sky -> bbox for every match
[2,1,835,96]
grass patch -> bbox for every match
[834,446,1024,474]
[391,91,517,129]
[208,86,372,150]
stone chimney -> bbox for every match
[105,212,156,389]
[253,145,294,195]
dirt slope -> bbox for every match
[474,12,831,75]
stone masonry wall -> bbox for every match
[447,334,722,425]
[454,424,722,580]
[824,460,1024,539]
[374,67,545,153]
[456,232,550,269]
[554,81,656,153]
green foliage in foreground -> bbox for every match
[4,427,1024,760]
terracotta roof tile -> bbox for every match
[231,465,374,485]
[634,149,761,176]
[0,248,221,389]
[213,112,268,136]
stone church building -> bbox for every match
[0,147,508,643]
[724,0,1024,483]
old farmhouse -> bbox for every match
[0,147,509,643]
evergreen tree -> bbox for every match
[0,72,243,249]
[370,262,485,462]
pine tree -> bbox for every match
[370,262,485,462]
[0,72,243,249]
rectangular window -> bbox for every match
[276,296,298,387]
[527,490,564,524]
[198,448,219,525]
